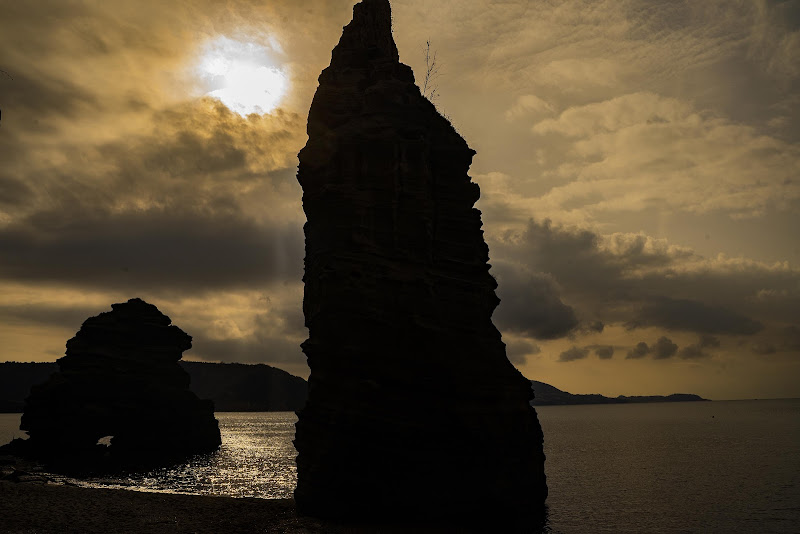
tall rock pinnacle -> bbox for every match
[295,0,547,524]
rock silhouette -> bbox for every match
[4,298,220,471]
[294,0,547,524]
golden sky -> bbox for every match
[0,0,798,399]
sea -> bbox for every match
[1,399,798,533]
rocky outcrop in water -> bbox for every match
[2,298,220,471]
[294,0,547,524]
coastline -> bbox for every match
[0,478,487,534]
[0,480,307,534]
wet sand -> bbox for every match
[1,480,318,534]
[0,479,478,534]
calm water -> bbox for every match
[539,400,800,533]
[2,400,798,533]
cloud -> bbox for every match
[0,93,308,295]
[751,341,777,355]
[750,326,800,355]
[530,92,800,219]
[651,336,679,360]
[190,309,305,366]
[558,346,589,362]
[505,94,553,121]
[678,345,707,359]
[626,336,690,360]
[636,298,763,336]
[493,219,788,341]
[0,302,100,333]
[700,335,722,349]
[627,341,650,359]
[536,58,624,91]
[0,0,797,402]
[746,1,800,80]
[533,92,690,137]
[582,344,615,360]
[576,320,605,335]
[593,345,614,360]
[0,175,33,208]
[190,334,305,366]
[0,207,304,293]
[504,337,541,365]
[492,261,579,340]
[0,70,99,128]
[679,335,721,360]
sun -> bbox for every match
[196,36,288,116]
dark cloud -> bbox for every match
[576,320,605,335]
[651,336,679,359]
[501,219,618,298]
[636,298,763,336]
[504,338,541,365]
[627,342,650,359]
[0,97,306,295]
[679,335,721,360]
[0,207,304,292]
[106,100,302,184]
[0,174,33,207]
[626,337,680,360]
[493,219,776,339]
[750,326,800,355]
[679,345,708,359]
[699,335,721,349]
[592,345,614,359]
[558,346,589,362]
[751,341,777,355]
[492,261,579,340]
[0,303,99,333]
[0,69,100,127]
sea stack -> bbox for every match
[294,0,547,523]
[11,298,221,470]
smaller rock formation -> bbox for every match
[3,298,220,471]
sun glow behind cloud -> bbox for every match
[196,36,288,116]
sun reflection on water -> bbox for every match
[58,412,298,499]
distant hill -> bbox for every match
[0,361,307,413]
[180,361,307,412]
[0,362,58,412]
[531,380,708,406]
[1,362,706,413]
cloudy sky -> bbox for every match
[1,0,798,400]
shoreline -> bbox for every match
[0,479,309,534]
[0,478,491,534]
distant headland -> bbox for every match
[1,361,706,414]
[531,380,708,405]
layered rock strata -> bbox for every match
[10,298,220,471]
[294,0,547,523]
